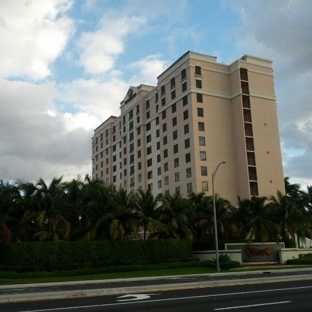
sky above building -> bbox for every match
[0,0,311,190]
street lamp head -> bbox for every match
[221,161,226,165]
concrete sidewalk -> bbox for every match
[1,267,312,303]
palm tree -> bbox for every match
[269,190,308,243]
[235,196,279,243]
[107,188,138,240]
[82,177,115,241]
[135,189,162,240]
[156,192,193,241]
[188,192,212,242]
[0,180,21,243]
[63,177,89,241]
[214,195,237,241]
[34,177,70,241]
[15,180,39,242]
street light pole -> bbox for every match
[212,161,226,272]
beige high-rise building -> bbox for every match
[92,51,285,204]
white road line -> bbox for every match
[214,301,291,310]
[21,285,312,312]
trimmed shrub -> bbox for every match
[0,239,192,272]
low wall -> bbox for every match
[225,242,284,263]
[193,250,242,264]
[279,248,312,264]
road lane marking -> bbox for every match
[117,293,159,301]
[21,285,312,312]
[215,301,291,310]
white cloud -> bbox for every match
[0,0,74,80]
[0,78,91,182]
[77,13,146,74]
[128,55,166,86]
[58,77,128,121]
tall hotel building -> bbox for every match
[92,51,284,204]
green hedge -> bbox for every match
[0,239,192,272]
[286,253,312,265]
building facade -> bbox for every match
[92,51,284,204]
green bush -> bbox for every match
[286,254,312,265]
[0,239,193,272]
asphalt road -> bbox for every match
[2,279,312,312]
[1,267,312,304]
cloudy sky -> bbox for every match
[0,0,311,189]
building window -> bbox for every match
[172,103,176,113]
[138,174,142,182]
[170,77,175,87]
[174,158,179,168]
[182,82,187,92]
[197,93,203,103]
[201,166,208,176]
[184,124,189,134]
[172,116,177,127]
[129,143,134,152]
[156,116,159,125]
[187,182,192,193]
[157,141,160,150]
[130,154,134,163]
[156,129,160,138]
[200,151,207,161]
[183,95,188,106]
[202,181,208,191]
[161,85,165,95]
[158,180,162,189]
[157,154,161,163]
[175,172,180,182]
[146,111,150,119]
[171,90,176,100]
[129,110,133,119]
[147,158,152,167]
[183,110,189,120]
[129,132,134,141]
[164,162,169,172]
[173,130,178,140]
[129,120,134,130]
[173,144,178,154]
[199,136,206,146]
[181,68,186,80]
[162,110,166,119]
[157,167,161,175]
[185,153,191,163]
[198,122,205,131]
[137,116,140,124]
[137,127,141,135]
[165,176,169,185]
[195,65,201,75]
[138,150,141,158]
[197,107,204,117]
[147,146,152,155]
[138,162,142,170]
[163,123,167,132]
[147,134,151,142]
[196,79,202,88]
[137,138,141,147]
[184,138,190,148]
[161,97,166,107]
[164,149,168,158]
[155,92,159,102]
[186,168,191,179]
[148,171,153,179]
[163,136,168,145]
[148,183,153,191]
[175,186,181,194]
